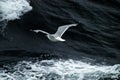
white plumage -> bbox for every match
[31,24,77,42]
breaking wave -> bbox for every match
[0,59,120,80]
[0,0,32,21]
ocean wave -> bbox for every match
[0,59,120,80]
[0,0,32,21]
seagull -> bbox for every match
[31,24,77,42]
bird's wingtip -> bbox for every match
[30,29,39,33]
[71,23,78,26]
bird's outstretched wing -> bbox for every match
[32,30,49,35]
[53,24,77,37]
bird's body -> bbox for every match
[47,34,65,42]
[31,24,77,42]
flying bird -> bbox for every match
[31,24,77,42]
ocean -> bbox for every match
[0,0,120,80]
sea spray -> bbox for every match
[0,0,32,21]
[0,0,32,32]
[0,59,120,80]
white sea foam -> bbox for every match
[0,0,32,21]
[0,59,120,80]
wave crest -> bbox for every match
[0,0,32,21]
[0,59,120,80]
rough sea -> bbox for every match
[0,0,120,80]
